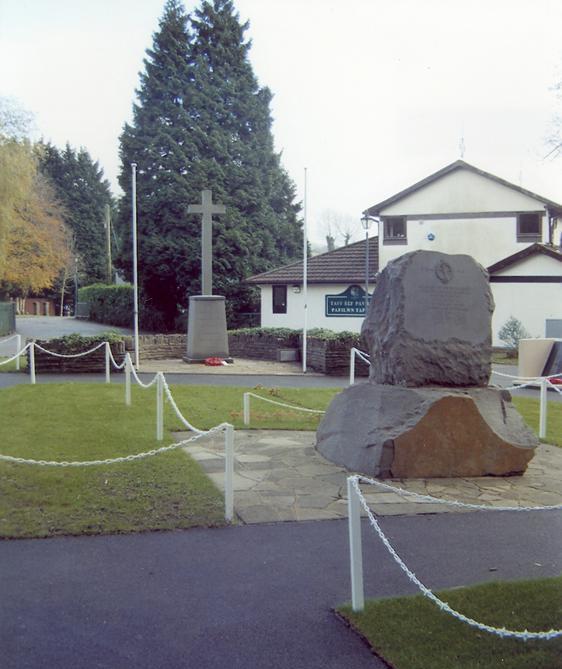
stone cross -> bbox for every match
[188,189,226,295]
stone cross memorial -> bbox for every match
[187,189,226,296]
[184,189,232,363]
[317,250,538,478]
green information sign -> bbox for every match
[325,285,370,317]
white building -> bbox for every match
[248,160,562,345]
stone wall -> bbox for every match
[305,337,369,377]
[32,341,126,373]
[123,334,187,361]
[227,331,300,361]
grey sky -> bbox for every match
[1,0,562,245]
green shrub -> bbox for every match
[78,284,134,327]
[39,332,124,352]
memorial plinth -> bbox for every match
[316,250,538,478]
[184,295,232,363]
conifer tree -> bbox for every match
[117,0,301,330]
[40,143,112,285]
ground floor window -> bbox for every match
[272,285,287,313]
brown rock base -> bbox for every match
[316,384,537,478]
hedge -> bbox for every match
[78,284,134,327]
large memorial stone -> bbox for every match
[316,250,538,478]
[361,250,494,387]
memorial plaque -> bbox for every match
[403,254,491,343]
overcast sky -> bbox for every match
[2,0,562,246]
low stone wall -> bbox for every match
[227,332,300,361]
[306,337,369,377]
[31,340,126,373]
[123,334,187,361]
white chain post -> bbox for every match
[224,423,234,521]
[15,334,21,371]
[347,477,365,612]
[29,342,36,385]
[349,347,356,386]
[105,342,111,384]
[539,377,547,439]
[243,392,250,426]
[156,372,164,441]
[125,353,132,406]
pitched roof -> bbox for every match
[487,243,562,274]
[364,160,562,216]
[246,237,379,285]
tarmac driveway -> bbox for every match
[1,512,561,669]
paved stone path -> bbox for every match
[176,429,562,523]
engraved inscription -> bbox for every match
[403,255,490,343]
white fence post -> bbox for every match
[15,334,21,371]
[539,377,548,439]
[156,373,164,441]
[243,393,250,426]
[105,342,111,384]
[125,353,132,407]
[349,347,356,386]
[224,423,234,522]
[29,343,36,385]
[347,476,365,612]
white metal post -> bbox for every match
[539,377,548,439]
[131,162,140,370]
[347,477,365,612]
[224,424,234,522]
[156,373,164,441]
[302,167,308,373]
[349,347,356,386]
[243,393,250,426]
[15,334,21,371]
[125,353,132,406]
[29,342,36,385]
[105,342,111,384]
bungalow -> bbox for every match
[248,160,562,345]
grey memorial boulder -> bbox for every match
[362,250,493,387]
[316,250,538,478]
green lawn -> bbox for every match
[0,383,338,538]
[0,382,559,539]
[513,396,562,447]
[0,355,27,372]
[339,577,562,669]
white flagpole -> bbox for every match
[302,167,308,373]
[131,163,140,370]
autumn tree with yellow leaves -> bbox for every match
[0,99,72,299]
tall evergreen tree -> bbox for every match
[40,143,113,285]
[117,0,301,330]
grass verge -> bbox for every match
[0,383,339,538]
[0,383,559,538]
[513,396,562,447]
[0,355,27,372]
[338,576,562,669]
[0,384,227,538]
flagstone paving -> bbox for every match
[176,429,562,524]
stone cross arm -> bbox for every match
[187,189,226,296]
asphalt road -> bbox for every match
[1,512,560,669]
[13,316,133,340]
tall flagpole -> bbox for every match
[131,163,140,369]
[302,167,308,373]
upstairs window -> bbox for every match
[272,285,287,314]
[383,216,407,244]
[517,213,542,242]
